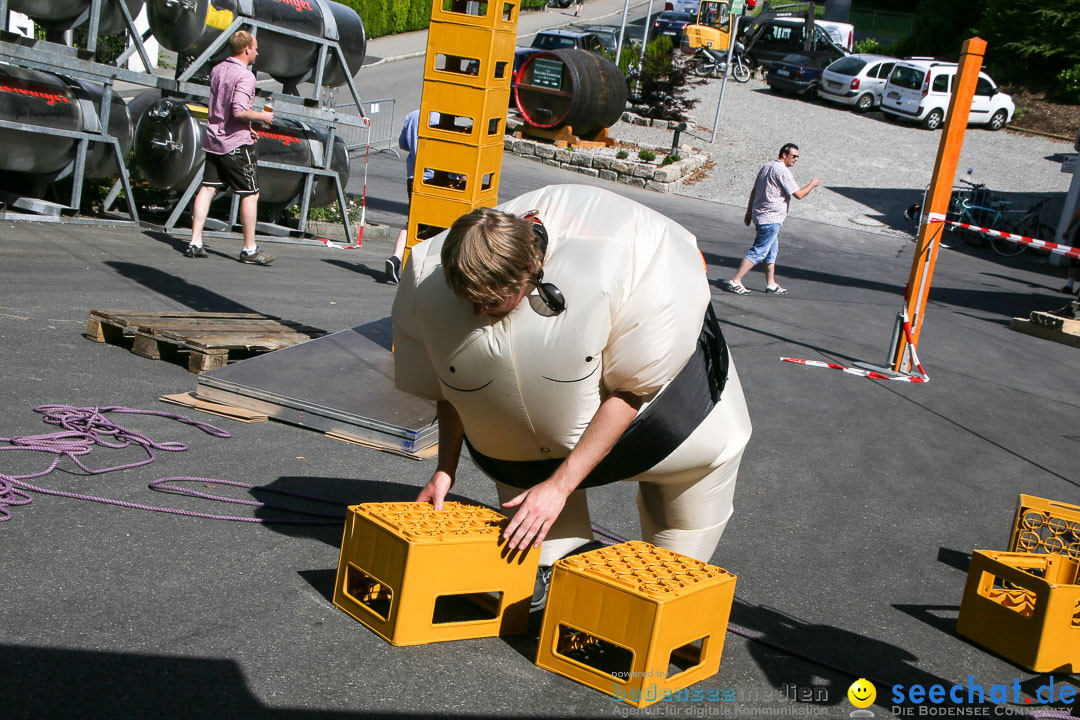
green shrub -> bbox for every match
[1058,65,1080,104]
[662,153,680,165]
[616,149,629,159]
[286,193,364,222]
[638,148,656,162]
[342,0,547,39]
[626,35,703,121]
[853,38,885,55]
[342,0,430,39]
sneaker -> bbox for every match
[385,255,402,284]
[184,244,208,258]
[765,285,788,295]
[722,280,751,295]
[239,248,275,265]
[530,540,608,612]
[531,565,553,612]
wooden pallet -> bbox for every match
[86,310,325,373]
[1010,314,1080,349]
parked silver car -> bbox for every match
[817,53,897,112]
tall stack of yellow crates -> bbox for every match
[405,0,518,253]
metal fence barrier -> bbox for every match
[333,97,398,156]
[849,8,915,44]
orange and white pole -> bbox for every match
[891,37,987,374]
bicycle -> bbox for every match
[993,198,1054,258]
[934,178,1051,257]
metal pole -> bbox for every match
[615,0,630,65]
[709,14,739,144]
[86,0,102,54]
[637,0,655,73]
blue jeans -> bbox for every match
[745,222,781,265]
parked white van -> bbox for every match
[880,59,1014,131]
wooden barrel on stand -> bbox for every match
[514,49,627,137]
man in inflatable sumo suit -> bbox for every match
[392,185,752,605]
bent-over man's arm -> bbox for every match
[501,390,643,551]
[416,400,465,511]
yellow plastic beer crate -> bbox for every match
[332,502,538,646]
[414,138,502,202]
[956,550,1080,672]
[430,0,519,31]
[419,82,511,147]
[1008,494,1080,559]
[423,23,515,90]
[536,541,737,708]
[406,190,495,249]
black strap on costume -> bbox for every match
[464,305,730,490]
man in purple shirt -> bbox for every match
[722,143,820,295]
[186,30,276,265]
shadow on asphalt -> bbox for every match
[254,477,479,548]
[322,258,391,284]
[360,193,409,218]
[0,644,437,718]
[104,261,258,314]
[705,250,1063,319]
[821,185,916,235]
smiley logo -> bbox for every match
[847,678,876,709]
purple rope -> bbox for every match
[0,405,343,524]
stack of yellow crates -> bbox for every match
[956,495,1080,672]
[406,0,518,251]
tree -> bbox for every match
[978,0,1080,95]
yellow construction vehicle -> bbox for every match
[684,1,737,52]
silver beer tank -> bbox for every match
[0,65,133,178]
[133,96,349,209]
[145,0,366,87]
[8,0,145,35]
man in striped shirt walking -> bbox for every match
[722,143,819,296]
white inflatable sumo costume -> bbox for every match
[392,185,752,564]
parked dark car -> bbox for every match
[650,11,693,44]
[765,52,833,97]
[740,18,848,70]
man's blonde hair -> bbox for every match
[229,30,255,56]
[441,207,544,307]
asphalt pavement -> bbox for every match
[3,2,1080,719]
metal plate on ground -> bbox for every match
[195,321,437,455]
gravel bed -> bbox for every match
[609,75,1076,239]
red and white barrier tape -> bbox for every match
[316,238,361,250]
[929,219,1080,259]
[781,357,928,382]
[782,313,929,383]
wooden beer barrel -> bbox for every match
[514,49,627,136]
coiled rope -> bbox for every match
[0,405,342,524]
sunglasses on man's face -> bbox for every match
[528,269,566,317]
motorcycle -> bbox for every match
[690,43,752,83]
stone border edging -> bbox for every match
[504,114,708,192]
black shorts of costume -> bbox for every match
[202,144,259,196]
